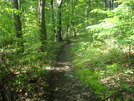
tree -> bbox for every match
[50,0,56,41]
[12,0,24,53]
[38,0,47,51]
[56,0,62,41]
[104,0,114,10]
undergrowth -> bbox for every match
[71,35,134,101]
[0,41,61,100]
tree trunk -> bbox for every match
[104,0,114,10]
[12,0,24,53]
[56,0,62,42]
[38,0,47,52]
[50,0,56,41]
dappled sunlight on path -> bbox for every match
[45,61,71,71]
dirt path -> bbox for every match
[45,43,100,101]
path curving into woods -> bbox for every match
[44,43,100,101]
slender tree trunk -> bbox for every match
[56,0,62,41]
[38,0,47,52]
[104,0,114,10]
[71,0,76,37]
[12,0,24,53]
[50,0,56,41]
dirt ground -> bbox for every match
[44,43,100,101]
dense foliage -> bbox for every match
[0,0,134,100]
[71,0,134,100]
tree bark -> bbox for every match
[38,0,47,51]
[56,0,62,41]
[50,0,56,41]
[12,0,24,53]
[104,0,114,10]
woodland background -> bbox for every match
[0,0,134,100]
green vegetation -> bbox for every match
[0,0,134,100]
[71,0,134,100]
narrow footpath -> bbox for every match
[45,43,100,101]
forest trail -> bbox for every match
[45,43,99,101]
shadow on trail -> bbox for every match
[45,43,100,101]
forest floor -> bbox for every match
[1,41,134,101]
[44,42,100,101]
[6,42,100,101]
[14,42,134,101]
